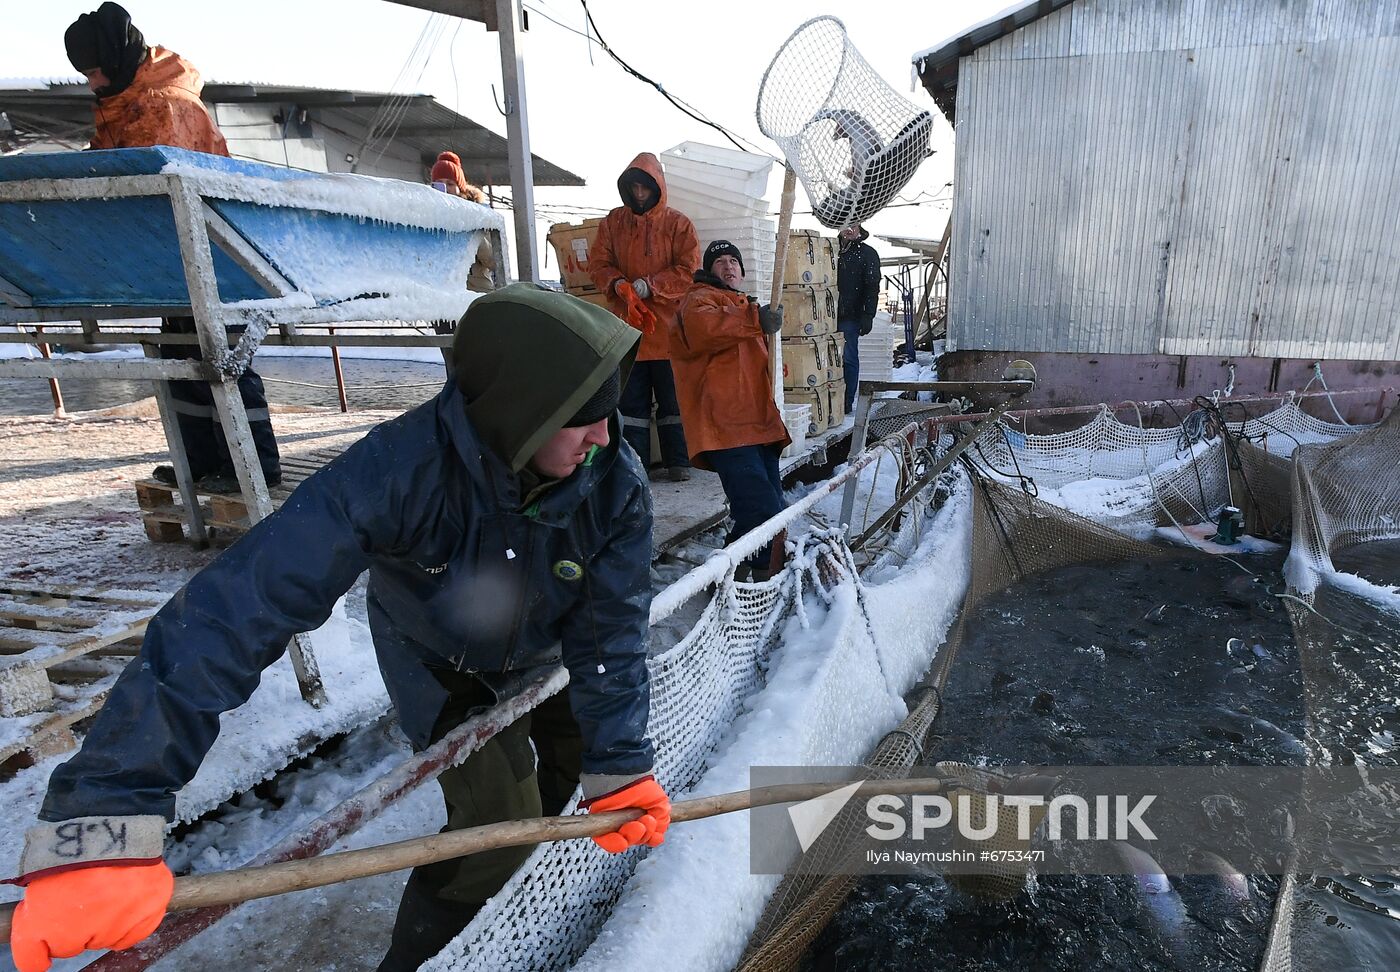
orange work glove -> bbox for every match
[580,775,671,853]
[615,281,658,335]
[10,861,174,972]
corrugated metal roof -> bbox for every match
[0,80,583,187]
[912,0,1074,121]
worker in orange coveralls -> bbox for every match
[589,153,701,482]
[63,1,280,493]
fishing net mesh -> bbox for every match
[740,397,1392,972]
[756,16,933,229]
[423,389,1387,972]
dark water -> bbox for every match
[0,355,449,416]
[810,551,1400,971]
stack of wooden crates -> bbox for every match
[779,229,844,436]
[546,219,609,309]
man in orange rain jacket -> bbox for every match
[64,2,280,493]
[674,241,791,579]
[589,153,701,482]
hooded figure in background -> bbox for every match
[674,240,791,580]
[836,222,882,412]
[8,286,671,972]
[64,1,227,155]
[65,3,279,494]
[588,153,701,482]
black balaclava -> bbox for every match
[65,2,147,100]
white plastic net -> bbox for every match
[756,16,933,229]
[427,578,788,971]
[1283,407,1400,596]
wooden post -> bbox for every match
[33,326,66,417]
[328,325,349,412]
[769,166,798,414]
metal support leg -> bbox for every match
[144,343,209,548]
[839,382,875,535]
[167,179,325,707]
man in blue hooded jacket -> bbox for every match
[7,285,670,972]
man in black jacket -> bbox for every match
[836,222,882,412]
[8,285,670,972]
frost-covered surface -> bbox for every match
[165,162,505,235]
[911,0,1037,63]
[569,483,971,972]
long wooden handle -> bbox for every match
[0,777,942,941]
[767,166,798,394]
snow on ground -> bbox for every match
[569,481,972,972]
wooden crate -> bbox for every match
[547,218,604,291]
[134,446,347,544]
[0,584,163,768]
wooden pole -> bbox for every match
[328,325,349,412]
[34,326,66,417]
[768,166,798,407]
[0,777,945,941]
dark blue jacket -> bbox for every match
[42,383,654,822]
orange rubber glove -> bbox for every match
[615,281,658,335]
[580,775,671,853]
[10,861,174,972]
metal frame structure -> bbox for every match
[0,168,508,705]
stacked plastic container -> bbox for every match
[660,142,775,300]
[860,310,896,383]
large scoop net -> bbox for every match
[756,16,933,229]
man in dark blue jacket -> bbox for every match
[8,284,670,972]
[836,222,882,412]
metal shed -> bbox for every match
[914,0,1400,413]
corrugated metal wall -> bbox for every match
[949,0,1400,359]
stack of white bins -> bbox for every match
[860,310,896,384]
[661,142,775,300]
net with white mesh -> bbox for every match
[756,16,933,229]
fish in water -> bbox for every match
[1113,843,1192,954]
[1190,849,1252,905]
[1209,706,1307,758]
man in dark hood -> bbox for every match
[64,1,146,99]
[64,4,276,496]
[8,285,670,972]
[588,153,701,482]
[836,222,882,412]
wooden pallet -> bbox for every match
[0,584,164,767]
[134,447,347,543]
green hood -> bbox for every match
[452,283,640,473]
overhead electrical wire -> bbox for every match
[522,0,769,157]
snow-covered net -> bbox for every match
[756,17,933,229]
[430,577,790,971]
[1283,407,1400,597]
[949,397,1369,540]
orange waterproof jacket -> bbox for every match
[588,153,700,361]
[671,275,791,469]
[90,46,229,156]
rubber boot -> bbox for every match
[376,869,481,972]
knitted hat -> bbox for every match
[564,367,620,427]
[430,151,468,194]
[703,239,745,276]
